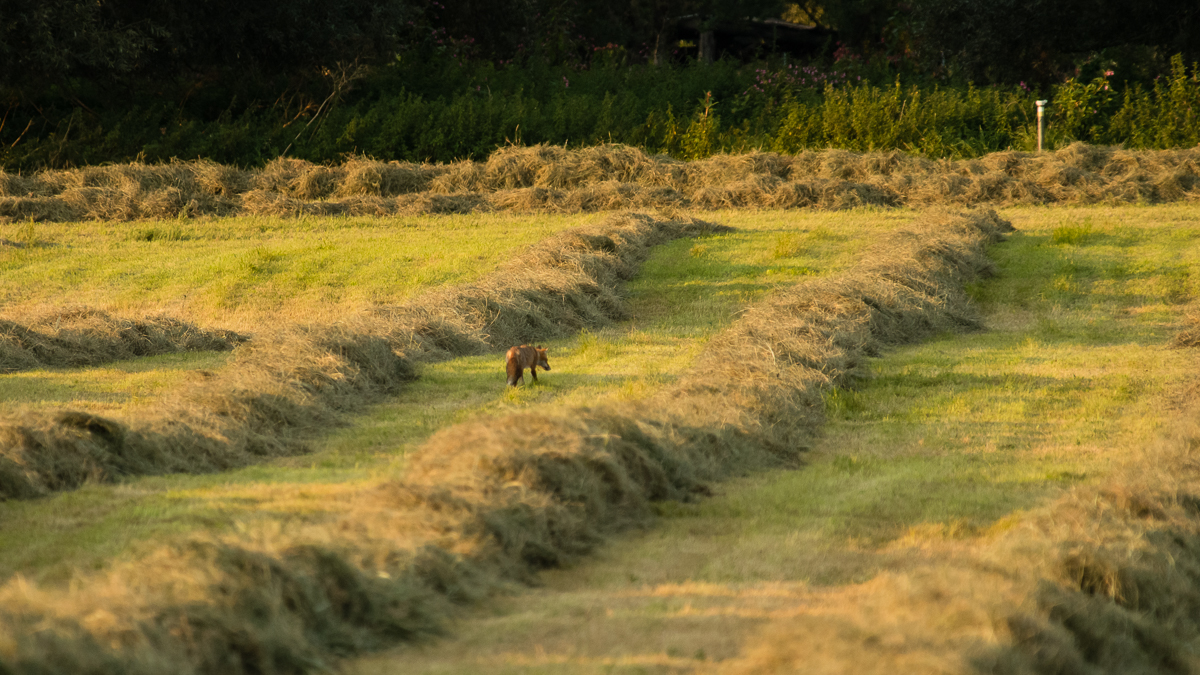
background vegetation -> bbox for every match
[1,0,1197,170]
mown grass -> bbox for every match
[0,212,606,331]
[0,208,897,586]
[0,351,230,415]
[345,204,1200,674]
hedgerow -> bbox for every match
[2,56,1198,171]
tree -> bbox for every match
[906,0,1200,84]
[0,0,157,99]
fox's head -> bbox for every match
[536,346,550,370]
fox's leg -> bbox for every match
[530,367,538,382]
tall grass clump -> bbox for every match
[0,213,717,500]
[0,208,1010,674]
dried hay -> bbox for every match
[721,253,1200,675]
[764,181,818,208]
[0,308,244,373]
[487,186,564,212]
[0,196,82,222]
[0,171,38,197]
[254,156,320,193]
[575,144,673,185]
[1055,141,1114,172]
[335,158,434,197]
[686,151,791,187]
[972,424,1200,673]
[818,149,869,181]
[239,189,351,217]
[11,143,1200,222]
[981,150,1033,176]
[816,180,901,210]
[482,144,572,190]
[393,192,489,215]
[0,324,416,499]
[289,164,343,200]
[426,160,486,194]
[691,174,785,209]
[190,159,252,197]
[564,182,685,212]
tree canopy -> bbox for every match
[1,0,1197,106]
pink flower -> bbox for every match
[1104,70,1114,77]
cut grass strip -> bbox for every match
[0,209,1007,674]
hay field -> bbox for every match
[0,200,991,672]
[346,204,1200,674]
[4,143,1200,674]
[0,208,892,583]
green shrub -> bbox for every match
[3,55,1200,171]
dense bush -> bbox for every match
[2,54,1198,171]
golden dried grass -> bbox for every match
[8,143,1200,222]
[0,308,244,374]
[0,209,1009,673]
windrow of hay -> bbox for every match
[0,213,715,500]
[2,143,1198,221]
[0,210,1011,674]
[0,308,245,373]
[0,325,416,500]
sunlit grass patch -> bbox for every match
[0,351,230,415]
[0,211,604,331]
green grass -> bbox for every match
[0,351,230,415]
[0,212,607,331]
[0,208,896,585]
[343,204,1200,674]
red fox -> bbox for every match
[506,345,550,386]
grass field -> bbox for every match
[2,200,1199,673]
[0,212,614,331]
[0,208,898,586]
[344,204,1200,673]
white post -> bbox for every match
[1036,100,1048,152]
